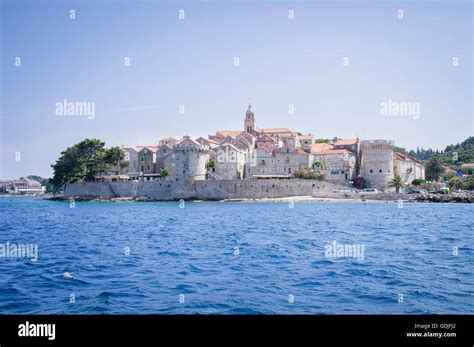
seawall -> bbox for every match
[63,179,339,201]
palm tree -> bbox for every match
[425,157,445,181]
[389,175,404,194]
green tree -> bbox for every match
[293,168,324,180]
[51,139,125,187]
[442,171,455,182]
[389,175,404,193]
[411,178,426,186]
[425,157,445,181]
[312,161,324,169]
[159,168,170,177]
[315,138,330,144]
[448,177,463,190]
[104,146,127,173]
[462,175,474,190]
[206,159,215,170]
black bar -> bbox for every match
[0,315,472,346]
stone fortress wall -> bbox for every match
[64,179,340,201]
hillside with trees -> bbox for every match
[396,136,474,167]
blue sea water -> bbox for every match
[0,197,473,314]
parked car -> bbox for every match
[405,189,427,194]
[360,188,378,194]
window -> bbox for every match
[370,169,373,173]
[288,168,291,173]
[261,160,266,165]
[331,170,339,175]
[379,169,382,173]
[286,157,290,164]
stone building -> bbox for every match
[215,143,246,179]
[248,146,312,177]
[247,147,278,177]
[172,136,209,181]
[393,152,425,184]
[137,146,158,174]
[313,149,357,182]
[156,144,174,175]
[120,147,139,175]
[299,134,314,146]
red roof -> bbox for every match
[137,146,158,152]
[261,128,292,134]
[216,130,243,138]
[315,149,354,155]
[334,139,358,146]
[308,143,334,152]
[176,136,202,147]
[273,147,308,154]
[393,152,422,164]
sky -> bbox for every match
[0,0,472,179]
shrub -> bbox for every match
[411,178,426,186]
[293,168,325,180]
[462,175,474,190]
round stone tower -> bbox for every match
[172,136,210,181]
[360,140,394,189]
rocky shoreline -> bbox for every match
[48,193,473,203]
[411,194,473,203]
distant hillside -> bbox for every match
[395,136,474,167]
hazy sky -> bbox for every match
[1,0,472,179]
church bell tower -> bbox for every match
[244,102,255,132]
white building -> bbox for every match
[9,178,45,194]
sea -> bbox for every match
[0,197,472,314]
